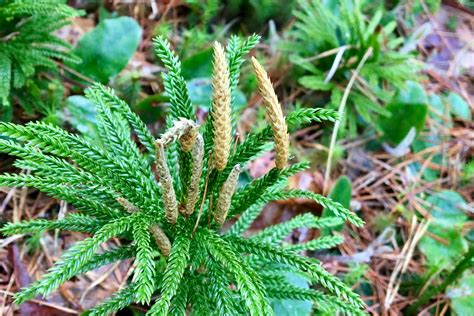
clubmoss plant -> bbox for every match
[286,0,420,137]
[0,35,366,315]
[0,0,81,120]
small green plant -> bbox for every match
[185,0,221,26]
[286,0,420,137]
[184,0,296,33]
[0,0,81,120]
[0,35,365,315]
[407,245,474,315]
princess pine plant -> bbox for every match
[0,35,366,315]
[286,0,420,137]
[0,0,81,120]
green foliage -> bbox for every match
[153,35,194,158]
[64,95,101,141]
[253,213,343,245]
[1,213,105,235]
[14,216,131,303]
[379,102,427,145]
[379,81,428,145]
[269,272,312,316]
[286,0,420,137]
[86,284,138,316]
[0,0,81,120]
[148,233,190,315]
[181,48,214,80]
[69,16,142,83]
[450,270,474,316]
[183,0,296,33]
[407,245,474,315]
[322,175,352,234]
[10,77,66,123]
[462,160,474,184]
[418,191,469,268]
[285,234,345,252]
[0,36,365,315]
[132,215,156,304]
[227,34,261,95]
[446,91,471,121]
[184,0,221,25]
[226,0,296,32]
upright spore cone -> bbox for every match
[251,57,289,169]
[211,41,232,171]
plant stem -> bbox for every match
[406,244,474,315]
[323,47,373,195]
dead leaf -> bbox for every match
[9,244,71,316]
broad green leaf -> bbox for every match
[379,81,429,146]
[428,93,453,127]
[328,176,351,209]
[321,176,351,234]
[133,94,168,124]
[64,95,100,141]
[181,48,213,80]
[270,272,312,316]
[186,78,246,112]
[408,161,439,182]
[378,102,428,145]
[426,190,469,227]
[447,92,471,121]
[429,94,445,115]
[71,17,142,83]
[449,271,474,316]
[395,81,428,105]
[419,190,469,267]
[418,225,468,268]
